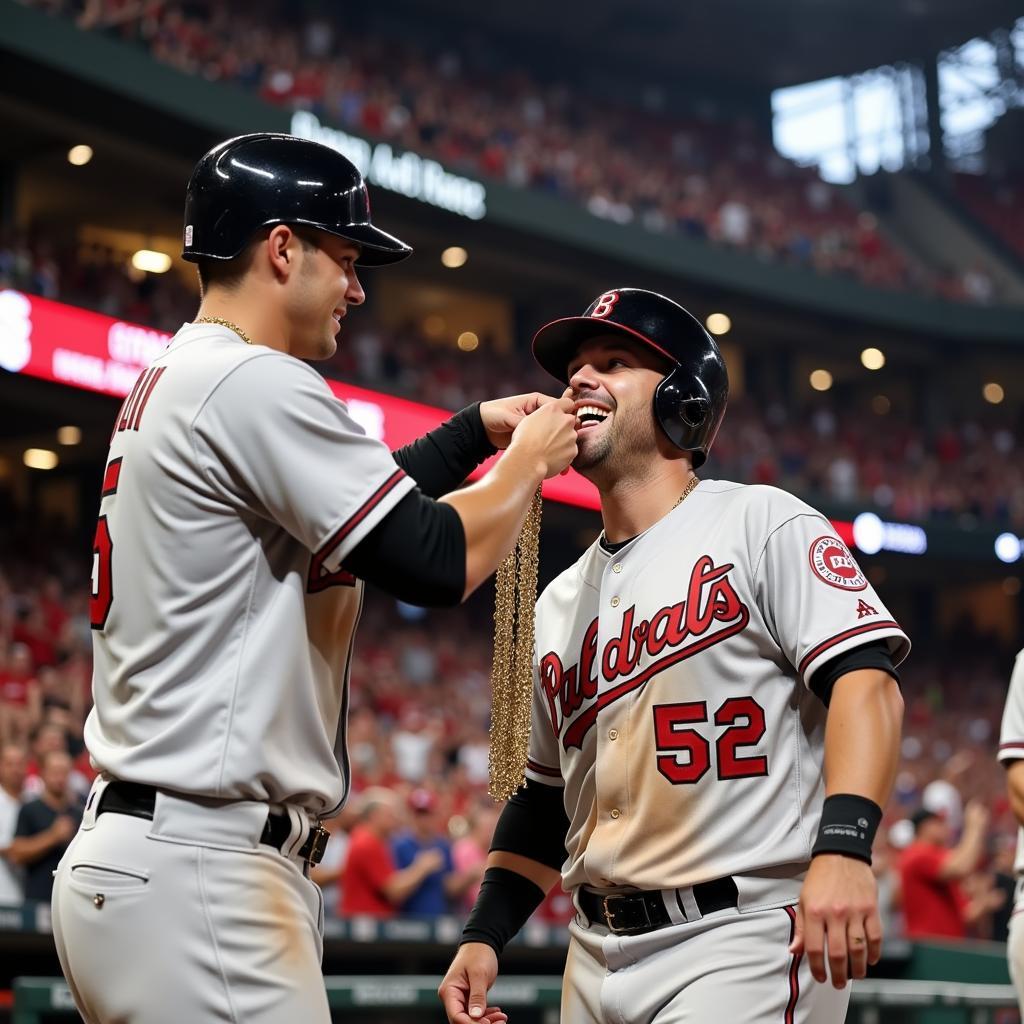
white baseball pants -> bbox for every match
[51,778,329,1023]
[562,899,851,1023]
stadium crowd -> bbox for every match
[16,0,1006,303]
[3,228,1023,530]
[0,520,1019,942]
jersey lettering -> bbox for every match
[654,696,769,785]
[114,366,167,437]
[590,291,619,319]
[91,457,124,630]
[539,556,750,750]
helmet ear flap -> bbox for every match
[653,370,712,456]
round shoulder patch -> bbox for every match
[808,535,867,591]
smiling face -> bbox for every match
[567,335,674,484]
[283,230,365,360]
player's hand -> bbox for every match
[438,942,507,1024]
[479,392,560,450]
[790,854,881,989]
[507,394,577,478]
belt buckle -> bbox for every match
[602,894,651,935]
[304,824,330,866]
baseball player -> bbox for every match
[50,133,577,1024]
[440,288,909,1024]
[998,648,1024,1009]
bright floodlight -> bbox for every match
[995,533,1022,564]
[705,313,731,335]
[861,347,885,370]
[23,449,58,470]
[441,247,468,268]
[809,369,832,392]
[131,250,172,274]
[67,145,93,166]
[853,513,884,556]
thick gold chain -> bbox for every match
[673,475,700,508]
[488,487,543,801]
[194,315,253,345]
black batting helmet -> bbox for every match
[532,288,728,467]
[181,133,412,267]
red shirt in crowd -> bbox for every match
[899,841,968,939]
[340,824,396,919]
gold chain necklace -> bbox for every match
[673,475,700,509]
[194,315,253,345]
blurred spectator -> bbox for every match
[451,802,499,913]
[9,749,83,902]
[310,803,357,917]
[340,788,444,918]
[392,788,474,915]
[0,743,27,905]
[899,802,1003,940]
[19,1,1009,304]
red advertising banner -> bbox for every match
[0,289,601,510]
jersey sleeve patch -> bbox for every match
[808,535,867,591]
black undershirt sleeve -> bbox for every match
[392,403,497,499]
[810,640,899,707]
[342,489,466,606]
[490,783,570,871]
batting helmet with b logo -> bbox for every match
[531,288,729,467]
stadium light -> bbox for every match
[441,246,468,268]
[57,425,81,446]
[983,382,1005,404]
[860,347,885,370]
[809,369,832,392]
[131,250,172,274]
[995,533,1022,564]
[457,331,479,352]
[705,313,731,335]
[67,145,93,166]
[23,448,58,470]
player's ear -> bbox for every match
[266,225,297,281]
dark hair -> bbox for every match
[195,227,319,293]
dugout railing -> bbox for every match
[12,976,1022,1024]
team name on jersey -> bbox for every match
[539,555,750,750]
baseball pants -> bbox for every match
[52,778,329,1024]
[562,899,850,1024]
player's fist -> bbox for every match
[508,395,577,478]
[438,942,507,1024]
[479,392,558,450]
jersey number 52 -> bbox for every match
[652,697,768,784]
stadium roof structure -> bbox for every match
[384,0,1022,89]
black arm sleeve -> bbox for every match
[392,403,497,498]
[490,783,570,871]
[342,490,466,606]
[810,640,899,707]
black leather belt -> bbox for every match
[578,876,738,935]
[96,781,330,866]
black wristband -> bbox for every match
[811,793,882,864]
[460,867,547,956]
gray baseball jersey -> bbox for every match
[85,322,414,815]
[525,479,910,892]
[998,649,1024,875]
